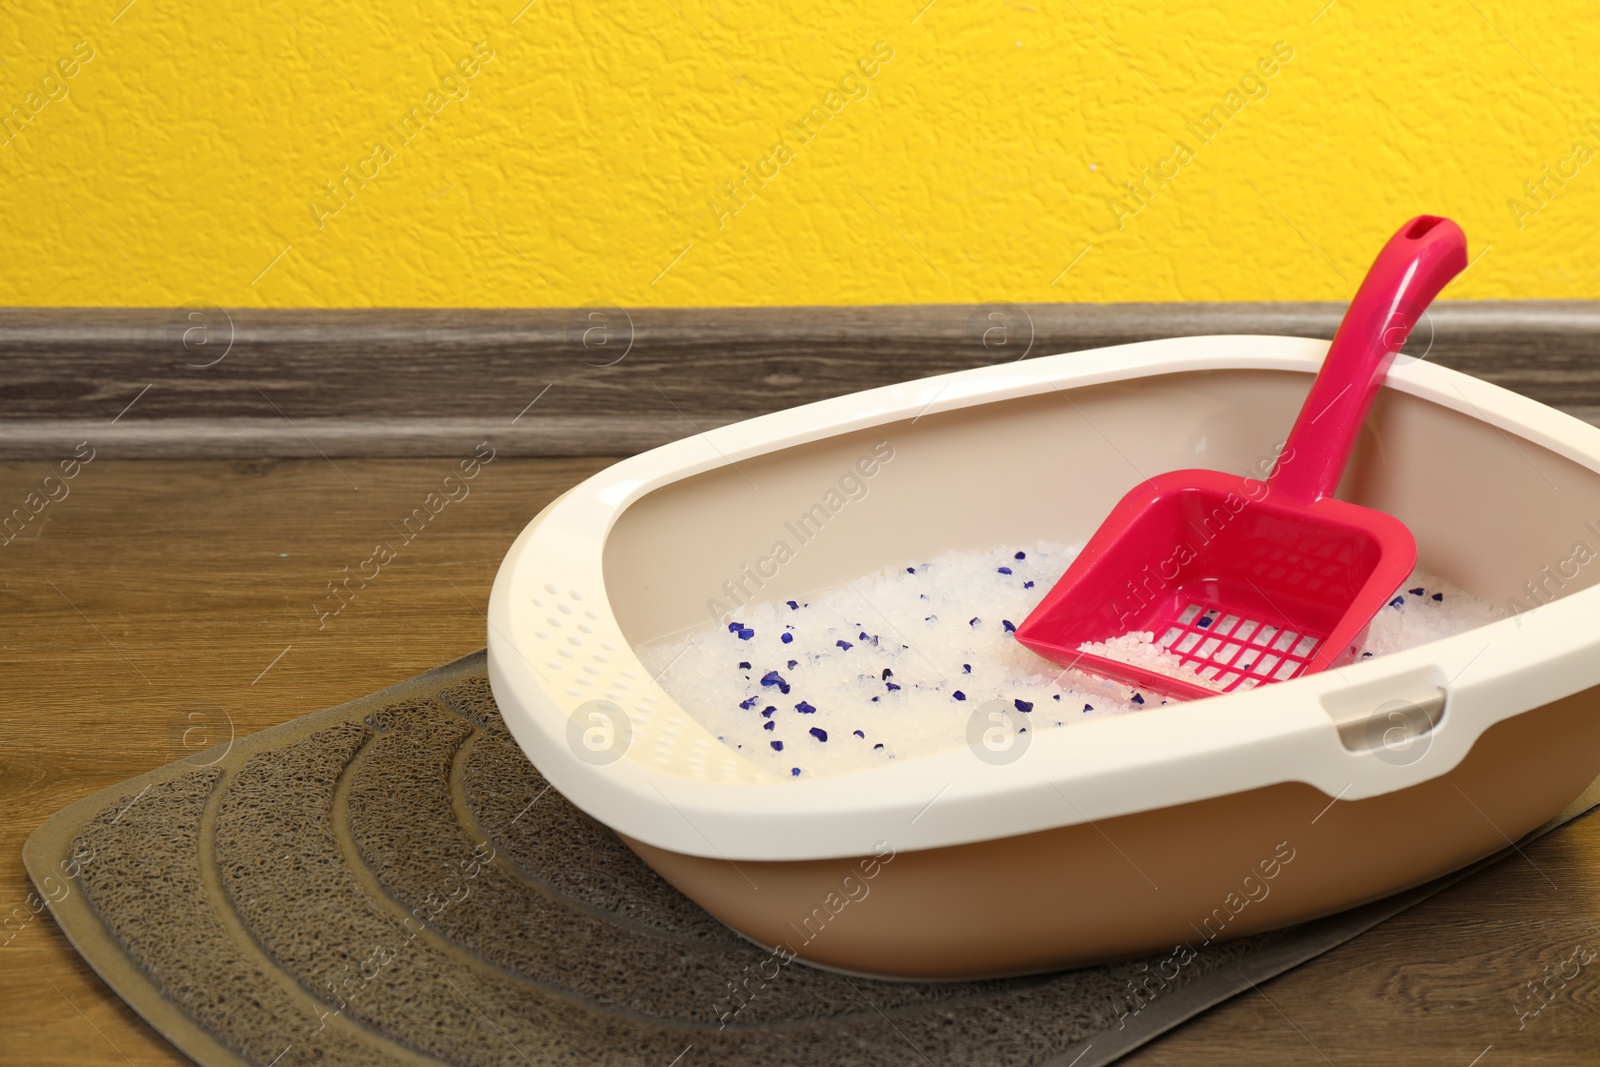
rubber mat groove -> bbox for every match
[25,651,1600,1067]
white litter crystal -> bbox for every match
[1076,632,1227,692]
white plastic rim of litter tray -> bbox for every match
[487,334,1600,862]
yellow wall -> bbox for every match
[2,1,1596,307]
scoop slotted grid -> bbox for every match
[1155,601,1325,693]
[1242,535,1361,601]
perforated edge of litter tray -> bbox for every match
[23,650,1600,1067]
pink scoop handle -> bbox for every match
[1268,216,1468,504]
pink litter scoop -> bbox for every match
[1016,216,1469,701]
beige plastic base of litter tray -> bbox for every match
[628,686,1600,979]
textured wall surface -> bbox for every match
[1,1,1596,307]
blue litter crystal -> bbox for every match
[1024,581,1035,589]
[796,700,816,714]
[1015,551,1026,560]
[969,617,981,627]
[770,740,783,751]
[953,691,966,701]
[853,729,865,738]
[836,640,853,650]
[962,663,971,673]
[1014,698,1033,712]
[786,600,799,610]
[764,721,775,730]
[788,659,798,669]
[739,696,757,710]
[809,727,828,742]
[1132,693,1145,705]
[998,566,1012,575]
[737,627,754,640]
[1389,596,1405,608]
[791,767,801,776]
[1432,592,1444,601]
[738,661,750,669]
[885,682,901,692]
[760,670,790,694]
[762,706,776,717]
[1409,587,1425,596]
[781,632,793,644]
[1002,619,1016,633]
[1083,704,1094,712]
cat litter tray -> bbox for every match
[487,334,1600,980]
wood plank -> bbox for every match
[1,302,1597,457]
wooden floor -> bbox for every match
[1,458,1598,1066]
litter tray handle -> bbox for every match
[1313,662,1457,767]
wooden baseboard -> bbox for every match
[0,416,732,459]
[1,302,1596,457]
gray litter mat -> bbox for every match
[25,650,1600,1067]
